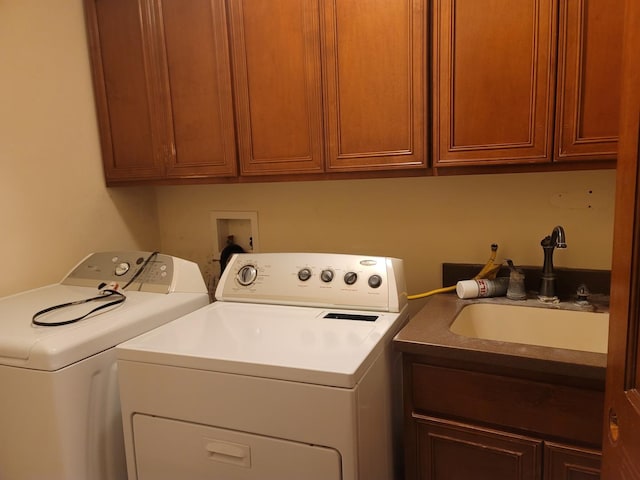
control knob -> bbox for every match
[114,262,130,276]
[298,268,312,282]
[320,269,334,283]
[368,274,383,289]
[237,265,258,286]
[344,272,358,286]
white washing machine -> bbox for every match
[116,252,409,480]
[0,251,209,480]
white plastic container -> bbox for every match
[456,277,509,299]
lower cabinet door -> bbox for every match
[544,442,601,480]
[132,414,342,480]
[415,416,542,480]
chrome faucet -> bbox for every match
[539,225,566,300]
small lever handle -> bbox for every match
[204,439,251,467]
[576,284,591,302]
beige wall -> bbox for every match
[156,169,616,315]
[0,0,159,296]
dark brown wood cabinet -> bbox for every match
[84,0,237,183]
[601,0,640,474]
[545,442,601,480]
[403,360,604,480]
[414,418,602,480]
[433,0,622,167]
[416,417,542,480]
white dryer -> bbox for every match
[116,252,409,480]
[0,251,209,480]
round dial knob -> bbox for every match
[114,262,130,276]
[320,269,334,283]
[368,274,383,289]
[343,272,358,286]
[237,265,258,286]
[298,268,312,282]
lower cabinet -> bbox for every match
[544,442,601,480]
[415,416,542,480]
[403,360,604,480]
[413,416,601,480]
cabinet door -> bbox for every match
[158,0,237,178]
[228,0,324,176]
[601,0,640,475]
[545,442,601,480]
[414,416,542,480]
[554,0,624,162]
[322,0,426,172]
[85,0,237,183]
[85,0,165,181]
[433,0,556,166]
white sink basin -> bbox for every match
[449,303,609,353]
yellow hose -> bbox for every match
[406,243,500,301]
[407,285,456,300]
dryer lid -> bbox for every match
[117,301,407,388]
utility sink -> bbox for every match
[449,303,609,354]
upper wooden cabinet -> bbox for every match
[228,0,427,176]
[322,0,427,172]
[86,0,426,182]
[84,0,237,183]
[433,0,557,166]
[85,0,161,180]
[158,0,238,178]
[227,0,325,176]
[554,0,624,162]
[433,0,623,167]
[85,0,620,183]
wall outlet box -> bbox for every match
[210,211,259,256]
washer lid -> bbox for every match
[0,284,208,371]
[116,301,407,388]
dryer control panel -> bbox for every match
[216,252,407,313]
[62,251,206,294]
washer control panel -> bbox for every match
[217,252,407,313]
[62,251,206,294]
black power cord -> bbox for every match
[31,289,126,327]
[31,251,159,327]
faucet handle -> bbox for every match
[576,284,591,302]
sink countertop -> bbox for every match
[393,293,607,385]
